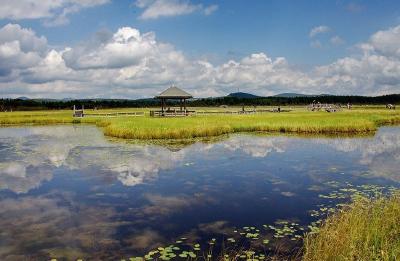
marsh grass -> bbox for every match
[102,109,400,139]
[0,110,104,127]
[1,108,399,139]
[303,194,400,261]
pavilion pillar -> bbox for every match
[161,98,165,116]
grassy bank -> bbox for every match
[1,107,400,139]
[303,194,400,261]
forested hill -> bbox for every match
[1,94,399,111]
[190,94,400,106]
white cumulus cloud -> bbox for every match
[135,0,218,19]
[367,25,400,57]
[0,24,47,79]
[330,35,345,45]
[203,4,218,15]
[309,25,330,38]
[0,0,110,26]
[1,23,400,98]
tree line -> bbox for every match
[1,94,399,111]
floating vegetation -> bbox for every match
[227,238,235,243]
[123,220,306,260]
[178,251,196,258]
[308,182,400,232]
[122,244,198,261]
[318,192,347,199]
[266,220,303,240]
[193,245,201,251]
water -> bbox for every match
[0,125,399,260]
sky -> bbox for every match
[0,0,400,99]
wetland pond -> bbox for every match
[0,125,400,260]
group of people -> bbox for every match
[310,100,353,111]
[386,104,396,110]
[311,100,396,110]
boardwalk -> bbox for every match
[84,111,145,117]
[73,105,144,118]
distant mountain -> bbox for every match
[273,93,335,98]
[32,98,57,102]
[227,92,260,98]
[273,93,313,98]
[16,96,30,100]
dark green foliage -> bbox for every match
[1,94,399,111]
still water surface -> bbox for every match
[0,126,399,260]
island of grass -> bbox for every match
[1,106,399,140]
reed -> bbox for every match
[302,194,400,261]
[102,109,400,139]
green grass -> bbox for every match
[102,108,400,139]
[303,194,400,261]
[1,107,399,139]
[0,110,103,125]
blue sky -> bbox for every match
[1,0,400,98]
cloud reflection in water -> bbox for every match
[0,126,290,193]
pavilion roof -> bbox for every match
[155,86,193,99]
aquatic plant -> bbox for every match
[303,193,400,261]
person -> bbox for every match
[278,106,281,112]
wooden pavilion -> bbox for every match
[151,86,194,117]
